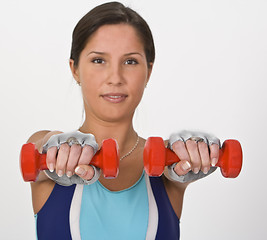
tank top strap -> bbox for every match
[36,184,76,240]
[149,176,180,239]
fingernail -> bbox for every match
[66,171,73,178]
[193,168,199,174]
[182,161,191,171]
[203,167,209,174]
[57,170,63,177]
[75,166,85,176]
[211,158,217,167]
[48,163,54,172]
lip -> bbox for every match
[101,93,128,103]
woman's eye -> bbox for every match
[125,59,138,65]
[92,58,105,64]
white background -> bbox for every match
[1,0,266,239]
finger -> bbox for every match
[198,141,211,174]
[173,160,192,176]
[56,143,70,177]
[75,165,95,180]
[66,144,82,177]
[210,144,220,166]
[46,146,57,172]
[186,140,202,174]
[78,145,95,165]
[172,141,191,162]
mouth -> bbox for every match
[101,93,128,103]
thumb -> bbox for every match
[173,160,191,176]
[75,165,95,180]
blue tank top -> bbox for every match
[79,171,148,239]
[35,173,180,239]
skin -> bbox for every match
[28,24,219,219]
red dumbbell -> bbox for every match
[20,139,119,182]
[143,137,242,178]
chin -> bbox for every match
[98,109,134,123]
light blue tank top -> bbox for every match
[35,173,180,239]
[80,171,149,239]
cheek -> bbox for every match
[80,68,101,90]
[130,74,147,103]
[80,73,99,102]
[134,71,148,91]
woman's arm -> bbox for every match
[162,137,219,219]
[26,130,97,213]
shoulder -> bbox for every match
[26,130,51,143]
[26,130,63,151]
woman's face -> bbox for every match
[70,24,153,123]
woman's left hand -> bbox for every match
[169,131,220,177]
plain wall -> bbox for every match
[1,0,266,239]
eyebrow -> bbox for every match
[87,51,144,58]
[124,52,144,57]
[87,51,105,56]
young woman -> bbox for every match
[26,2,220,239]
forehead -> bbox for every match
[84,24,144,53]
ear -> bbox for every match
[69,59,80,84]
[146,62,154,85]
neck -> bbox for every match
[78,114,138,157]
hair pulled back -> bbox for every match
[70,2,155,67]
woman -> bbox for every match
[26,2,219,239]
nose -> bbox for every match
[106,64,124,86]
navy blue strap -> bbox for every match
[149,176,180,239]
[36,184,76,240]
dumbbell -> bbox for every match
[20,139,119,182]
[143,137,242,178]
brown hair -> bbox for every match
[70,2,155,68]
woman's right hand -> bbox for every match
[42,131,97,181]
[46,143,95,180]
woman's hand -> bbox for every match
[42,131,99,183]
[171,139,219,176]
[46,143,95,180]
[167,130,221,181]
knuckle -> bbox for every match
[47,146,57,154]
[70,146,82,157]
[198,141,208,150]
[66,159,78,170]
[59,143,70,152]
[210,148,219,158]
[46,151,56,163]
[82,145,94,155]
[172,141,184,150]
[71,144,82,152]
[186,140,197,149]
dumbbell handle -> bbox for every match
[144,137,242,178]
[20,138,119,182]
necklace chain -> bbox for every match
[120,135,140,161]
